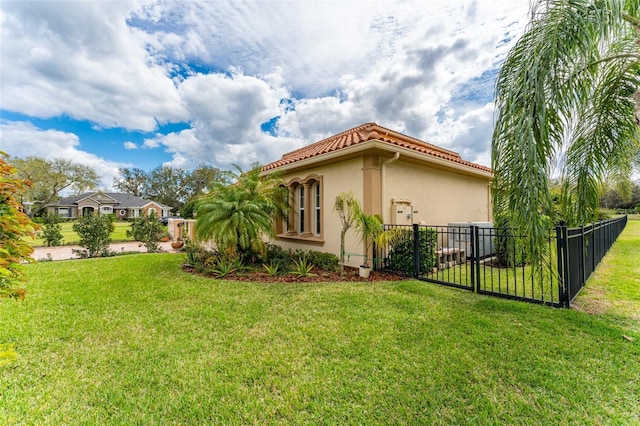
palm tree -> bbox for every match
[195,164,288,261]
[355,212,383,269]
[492,0,640,262]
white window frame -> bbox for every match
[314,182,321,235]
[298,186,305,234]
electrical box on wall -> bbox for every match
[391,198,413,225]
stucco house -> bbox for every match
[261,122,493,267]
[46,192,172,220]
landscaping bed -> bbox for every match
[182,264,406,283]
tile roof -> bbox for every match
[262,122,491,173]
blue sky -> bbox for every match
[0,0,530,189]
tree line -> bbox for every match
[9,156,218,218]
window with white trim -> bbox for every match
[276,176,323,241]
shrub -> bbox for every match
[41,213,63,247]
[264,243,295,270]
[493,216,527,267]
[304,250,340,272]
[0,154,39,299]
[72,214,114,258]
[183,241,221,273]
[383,227,437,276]
[290,255,315,277]
[263,245,340,273]
[127,211,165,253]
[262,261,281,276]
[209,256,244,278]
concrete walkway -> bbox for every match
[32,241,181,261]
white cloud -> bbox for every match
[0,121,125,190]
[0,1,188,131]
[167,70,299,168]
[0,0,531,172]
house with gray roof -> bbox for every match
[46,192,172,220]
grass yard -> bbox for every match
[573,217,640,331]
[30,221,139,246]
[1,249,639,424]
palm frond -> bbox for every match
[493,0,640,248]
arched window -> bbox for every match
[276,176,323,241]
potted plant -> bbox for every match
[171,239,184,250]
[355,212,383,278]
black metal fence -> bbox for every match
[375,216,627,308]
[558,216,628,304]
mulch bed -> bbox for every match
[182,264,406,283]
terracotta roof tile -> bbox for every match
[262,122,491,173]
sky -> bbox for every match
[0,0,532,190]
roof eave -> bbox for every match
[263,140,492,179]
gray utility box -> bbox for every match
[447,222,495,259]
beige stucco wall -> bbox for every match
[168,218,196,241]
[269,154,492,268]
[274,158,368,267]
[383,160,491,226]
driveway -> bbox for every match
[32,241,180,261]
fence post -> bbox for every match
[556,226,569,307]
[372,239,377,271]
[472,226,481,293]
[580,225,586,289]
[412,223,420,278]
[469,225,476,291]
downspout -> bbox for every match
[487,182,492,222]
[380,152,400,221]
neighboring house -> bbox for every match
[46,192,172,220]
[261,122,493,267]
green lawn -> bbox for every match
[1,230,639,424]
[573,217,640,331]
[31,221,139,246]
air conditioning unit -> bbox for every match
[447,222,494,259]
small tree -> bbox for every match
[127,210,165,253]
[0,152,39,299]
[334,191,363,275]
[72,214,114,258]
[42,213,63,246]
